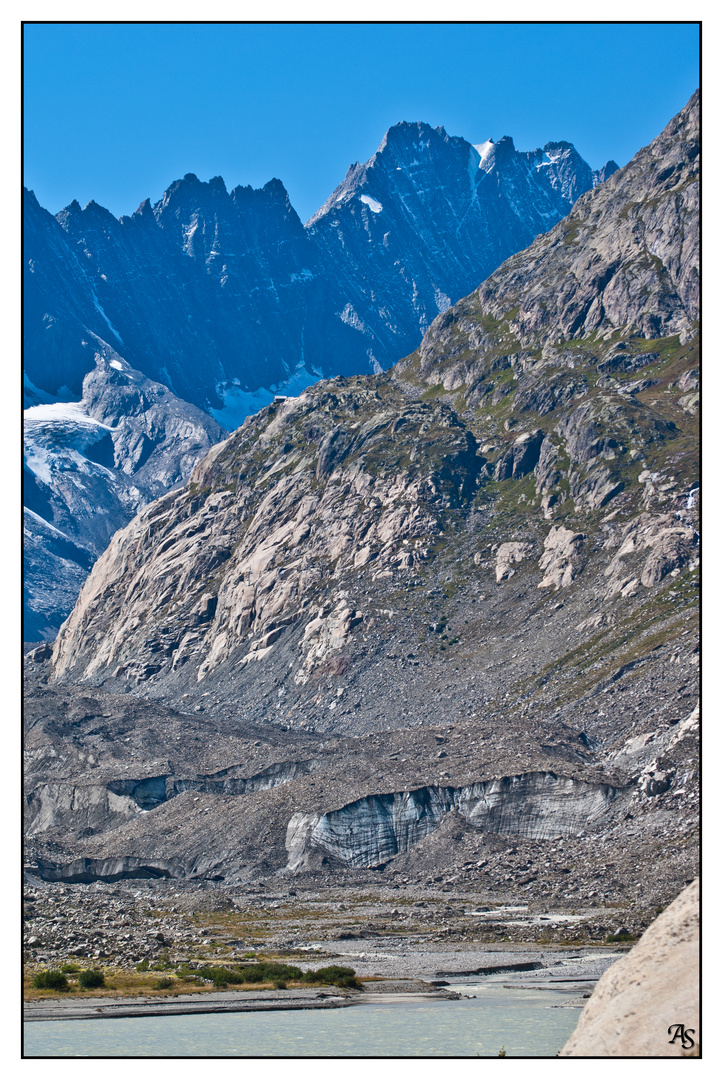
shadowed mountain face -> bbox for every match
[26,93,699,906]
[24,122,613,420]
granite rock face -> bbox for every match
[561,878,699,1056]
[50,385,482,683]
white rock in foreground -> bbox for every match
[560,877,699,1056]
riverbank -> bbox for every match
[25,944,622,1024]
[24,986,357,1022]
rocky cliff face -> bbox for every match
[27,94,698,908]
[306,122,616,369]
[403,92,698,386]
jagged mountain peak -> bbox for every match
[595,160,620,184]
[155,171,230,213]
[130,197,155,220]
[378,118,457,152]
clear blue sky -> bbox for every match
[23,22,700,225]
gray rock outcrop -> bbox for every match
[495,542,534,582]
[561,878,699,1056]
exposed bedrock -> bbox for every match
[285,772,622,870]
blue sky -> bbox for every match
[23,22,699,224]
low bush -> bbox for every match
[605,932,638,943]
[149,958,172,972]
[77,969,105,990]
[59,963,80,974]
[302,965,360,989]
[154,977,174,990]
[194,961,360,989]
[32,970,69,991]
[174,968,202,984]
[237,962,304,984]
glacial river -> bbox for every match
[24,981,582,1057]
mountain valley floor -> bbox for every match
[24,873,641,1020]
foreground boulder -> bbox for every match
[561,878,699,1056]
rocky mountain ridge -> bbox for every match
[51,93,699,696]
[26,93,698,915]
[25,121,615,419]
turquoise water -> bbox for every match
[24,984,581,1057]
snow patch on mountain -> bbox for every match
[25,402,110,427]
[434,288,452,313]
[91,292,124,345]
[338,303,369,333]
[474,140,495,169]
[209,366,322,432]
[360,194,383,213]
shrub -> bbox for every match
[175,967,201,984]
[32,970,69,991]
[243,962,303,984]
[605,932,638,943]
[193,961,360,989]
[135,960,150,972]
[59,963,81,974]
[154,977,174,990]
[301,965,360,989]
[78,969,105,990]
